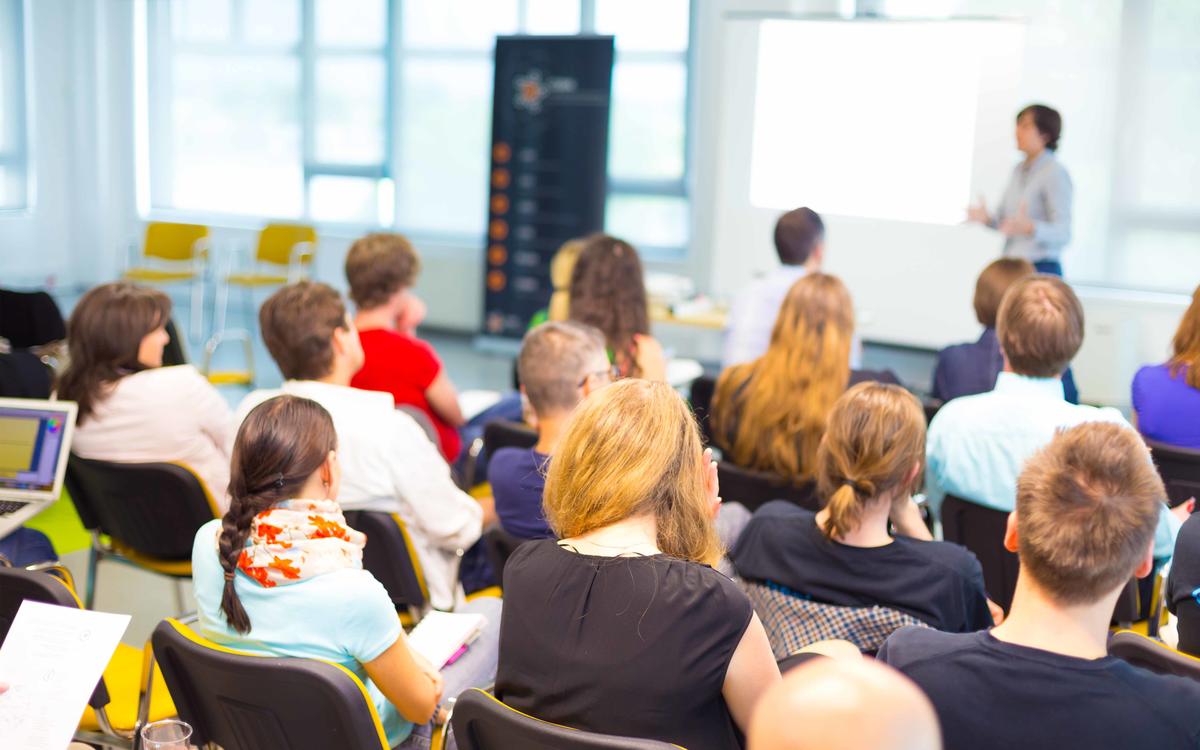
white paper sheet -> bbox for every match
[0,600,131,750]
[405,611,485,669]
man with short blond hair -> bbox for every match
[882,423,1200,749]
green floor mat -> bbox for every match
[24,489,91,555]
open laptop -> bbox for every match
[0,397,77,540]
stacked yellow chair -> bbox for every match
[124,222,211,341]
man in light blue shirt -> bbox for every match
[723,207,825,368]
[928,275,1186,559]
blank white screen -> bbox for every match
[750,19,1022,225]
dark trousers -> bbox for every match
[1030,260,1079,402]
[1033,259,1063,276]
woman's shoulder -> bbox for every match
[896,536,983,579]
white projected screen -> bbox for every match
[750,20,1023,225]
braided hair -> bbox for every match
[219,395,338,634]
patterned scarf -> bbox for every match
[236,499,366,588]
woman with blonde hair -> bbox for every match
[495,379,779,750]
[711,273,895,481]
[732,382,994,634]
[1132,284,1200,449]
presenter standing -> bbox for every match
[967,104,1072,277]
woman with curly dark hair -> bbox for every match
[567,233,665,380]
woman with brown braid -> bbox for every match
[191,395,501,748]
[731,383,997,637]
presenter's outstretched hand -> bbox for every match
[999,200,1035,238]
[966,194,991,225]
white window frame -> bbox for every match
[0,0,30,213]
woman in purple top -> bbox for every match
[1132,285,1200,449]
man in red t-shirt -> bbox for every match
[345,233,465,461]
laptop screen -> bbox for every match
[0,403,74,495]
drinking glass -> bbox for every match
[140,718,194,750]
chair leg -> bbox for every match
[190,276,204,342]
[173,578,186,617]
[86,543,100,610]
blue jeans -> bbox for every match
[395,596,503,750]
[0,527,56,566]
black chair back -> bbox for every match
[717,461,817,514]
[0,567,110,709]
[65,455,215,560]
[1111,578,1140,629]
[1146,439,1200,508]
[482,420,538,454]
[689,374,717,445]
[451,688,682,750]
[483,524,528,586]
[1177,598,1200,659]
[1108,630,1200,681]
[341,510,428,615]
[162,318,188,367]
[0,288,66,348]
[151,619,388,750]
[940,494,1018,612]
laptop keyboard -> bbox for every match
[0,500,28,516]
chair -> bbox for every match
[64,455,218,611]
[342,510,441,623]
[482,524,527,587]
[0,288,66,348]
[399,404,440,446]
[940,494,1019,612]
[161,317,189,367]
[1146,439,1200,508]
[688,374,717,445]
[921,397,943,425]
[124,222,211,341]
[205,223,317,386]
[1108,630,1200,681]
[0,567,175,748]
[483,419,538,454]
[717,461,818,514]
[741,580,926,657]
[1176,598,1200,658]
[450,688,683,750]
[151,618,389,750]
[1111,572,1166,637]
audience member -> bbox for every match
[712,272,897,482]
[235,281,482,610]
[567,233,665,381]
[1167,512,1200,656]
[496,379,779,750]
[58,282,232,511]
[748,658,941,750]
[931,258,1034,402]
[1132,283,1200,449]
[488,321,610,540]
[881,423,1200,749]
[926,275,1184,559]
[733,382,994,634]
[193,395,500,749]
[724,207,825,368]
[345,233,465,462]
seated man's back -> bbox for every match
[880,626,1200,749]
[487,446,553,540]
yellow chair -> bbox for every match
[124,222,211,341]
[0,566,175,748]
[205,223,317,386]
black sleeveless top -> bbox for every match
[495,540,754,750]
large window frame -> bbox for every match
[143,0,694,255]
[0,0,30,213]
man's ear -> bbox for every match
[1133,539,1155,580]
[1003,511,1019,553]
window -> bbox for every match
[144,0,693,253]
[0,0,29,211]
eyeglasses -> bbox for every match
[577,365,621,388]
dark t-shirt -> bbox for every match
[879,627,1200,750]
[1168,512,1200,611]
[496,540,754,750]
[732,501,992,632]
[487,447,553,540]
[932,329,1005,403]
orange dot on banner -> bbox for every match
[488,244,507,265]
[491,194,510,214]
[493,143,512,163]
[489,219,509,241]
[487,270,506,292]
[491,169,510,189]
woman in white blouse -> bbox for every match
[57,282,233,511]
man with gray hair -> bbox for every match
[488,321,613,539]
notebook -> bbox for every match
[406,611,487,669]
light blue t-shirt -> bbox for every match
[191,519,409,745]
[926,372,1181,559]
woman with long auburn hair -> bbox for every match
[495,379,779,750]
[732,383,995,638]
[192,395,500,749]
[57,281,234,510]
[1132,284,1200,449]
[711,272,861,480]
